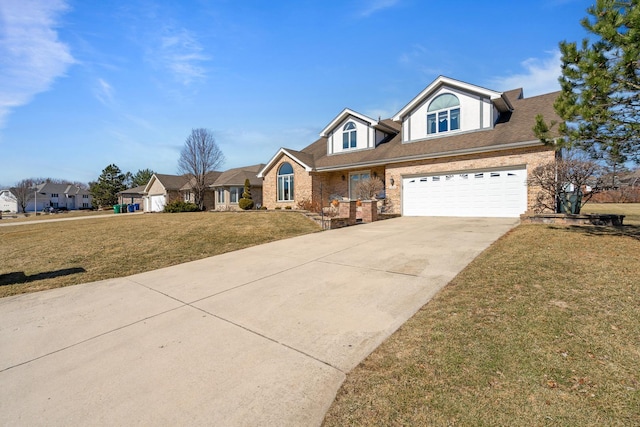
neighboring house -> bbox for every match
[118,185,147,207]
[258,76,560,218]
[15,183,93,212]
[0,189,17,212]
[179,171,222,210]
[143,174,190,212]
[211,164,265,210]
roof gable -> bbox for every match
[257,148,314,178]
[392,76,513,121]
[143,174,190,193]
[320,108,377,137]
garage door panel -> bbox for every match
[402,168,527,218]
[149,195,166,212]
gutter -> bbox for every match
[315,139,546,172]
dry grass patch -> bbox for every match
[0,212,319,298]
[1,209,116,223]
[583,202,640,225]
[324,220,639,425]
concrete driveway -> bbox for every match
[0,216,517,426]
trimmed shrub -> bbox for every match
[238,178,254,210]
[164,200,200,213]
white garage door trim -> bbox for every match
[402,167,527,217]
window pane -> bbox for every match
[278,177,283,200]
[438,111,448,132]
[427,114,436,134]
[289,176,294,200]
[343,132,349,149]
[350,130,357,148]
[350,175,358,198]
[278,162,293,175]
[450,108,460,130]
[428,93,460,111]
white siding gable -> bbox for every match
[326,116,376,155]
[401,86,496,143]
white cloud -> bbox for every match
[156,28,210,85]
[95,78,114,106]
[358,0,401,17]
[0,0,75,128]
[490,50,562,96]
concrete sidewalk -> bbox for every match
[0,216,517,426]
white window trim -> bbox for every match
[277,163,294,202]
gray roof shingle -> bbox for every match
[211,164,265,187]
[297,90,560,171]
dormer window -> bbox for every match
[342,122,357,149]
[427,93,460,135]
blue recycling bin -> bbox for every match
[127,204,135,213]
[134,203,140,211]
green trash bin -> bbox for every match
[114,204,121,214]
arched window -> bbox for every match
[277,162,294,201]
[342,122,357,149]
[427,93,460,135]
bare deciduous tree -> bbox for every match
[354,177,384,200]
[178,128,225,210]
[10,179,36,213]
[528,153,604,214]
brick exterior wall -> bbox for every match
[263,147,555,215]
[262,155,312,210]
[309,166,386,210]
[384,146,555,214]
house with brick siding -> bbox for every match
[258,76,559,217]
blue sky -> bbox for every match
[0,0,593,186]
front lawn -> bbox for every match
[0,212,320,298]
[324,204,640,426]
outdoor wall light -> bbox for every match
[390,177,395,186]
[342,175,345,181]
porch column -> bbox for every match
[338,200,357,226]
[361,200,378,223]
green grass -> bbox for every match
[324,204,640,426]
[0,211,320,298]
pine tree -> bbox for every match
[89,164,126,208]
[554,0,640,164]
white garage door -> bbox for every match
[148,195,166,212]
[402,168,527,217]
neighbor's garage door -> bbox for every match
[148,195,166,212]
[402,168,527,217]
